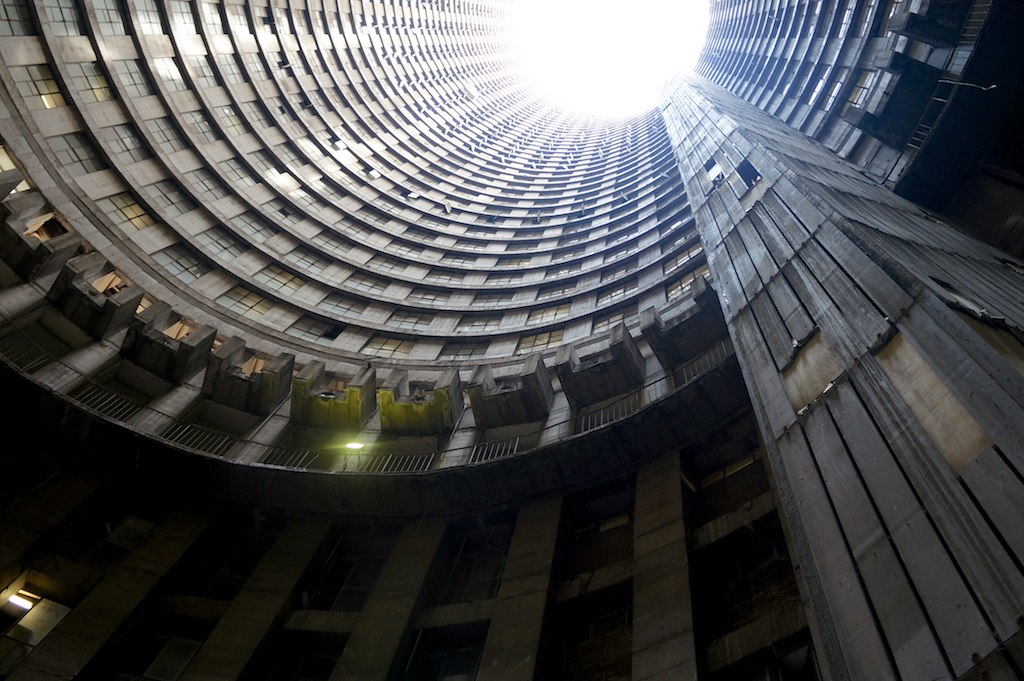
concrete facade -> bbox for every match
[0,1,1021,681]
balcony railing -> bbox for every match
[0,302,735,475]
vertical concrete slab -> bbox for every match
[330,518,446,681]
[477,496,561,681]
[180,517,332,681]
[8,507,212,681]
[632,453,697,681]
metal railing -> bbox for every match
[260,446,326,469]
[356,452,435,473]
[576,391,644,434]
[161,422,237,457]
[69,382,144,423]
[575,338,734,435]
[0,297,736,475]
[0,331,51,373]
[469,436,520,464]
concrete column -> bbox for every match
[180,517,332,681]
[9,507,212,681]
[331,518,446,681]
[632,453,697,681]
[0,282,47,322]
[477,496,561,681]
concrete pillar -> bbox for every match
[180,517,332,681]
[8,507,212,681]
[632,453,697,681]
[477,496,561,681]
[331,518,446,680]
[0,282,47,322]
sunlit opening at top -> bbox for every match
[512,0,709,119]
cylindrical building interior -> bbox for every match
[0,1,1022,680]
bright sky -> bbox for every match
[512,0,709,118]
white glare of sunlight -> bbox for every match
[512,0,709,118]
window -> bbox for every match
[217,55,248,85]
[195,228,245,260]
[458,315,501,332]
[475,291,515,306]
[663,243,703,275]
[310,232,351,257]
[318,294,366,318]
[113,60,153,98]
[408,288,449,305]
[425,269,463,285]
[94,0,128,35]
[65,62,112,102]
[286,317,343,345]
[516,330,564,354]
[146,117,188,153]
[666,264,710,301]
[169,0,198,32]
[390,242,424,258]
[497,256,532,268]
[201,1,227,34]
[369,256,406,273]
[10,65,65,110]
[188,55,218,89]
[704,157,724,186]
[102,124,150,162]
[597,279,638,305]
[217,106,246,137]
[536,282,577,301]
[42,0,84,35]
[145,180,195,218]
[217,287,272,319]
[440,254,476,267]
[487,272,522,286]
[736,159,761,191]
[593,306,636,333]
[0,0,34,36]
[254,266,303,294]
[221,158,257,188]
[153,57,188,92]
[231,212,277,242]
[306,534,391,612]
[843,70,877,115]
[387,310,433,331]
[437,514,514,605]
[48,133,106,177]
[182,111,219,144]
[361,336,414,358]
[346,273,387,295]
[97,192,156,231]
[439,341,489,360]
[152,244,209,284]
[547,262,582,278]
[135,0,167,34]
[527,304,570,325]
[184,169,228,201]
[552,248,583,262]
[283,249,329,275]
[601,261,637,283]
